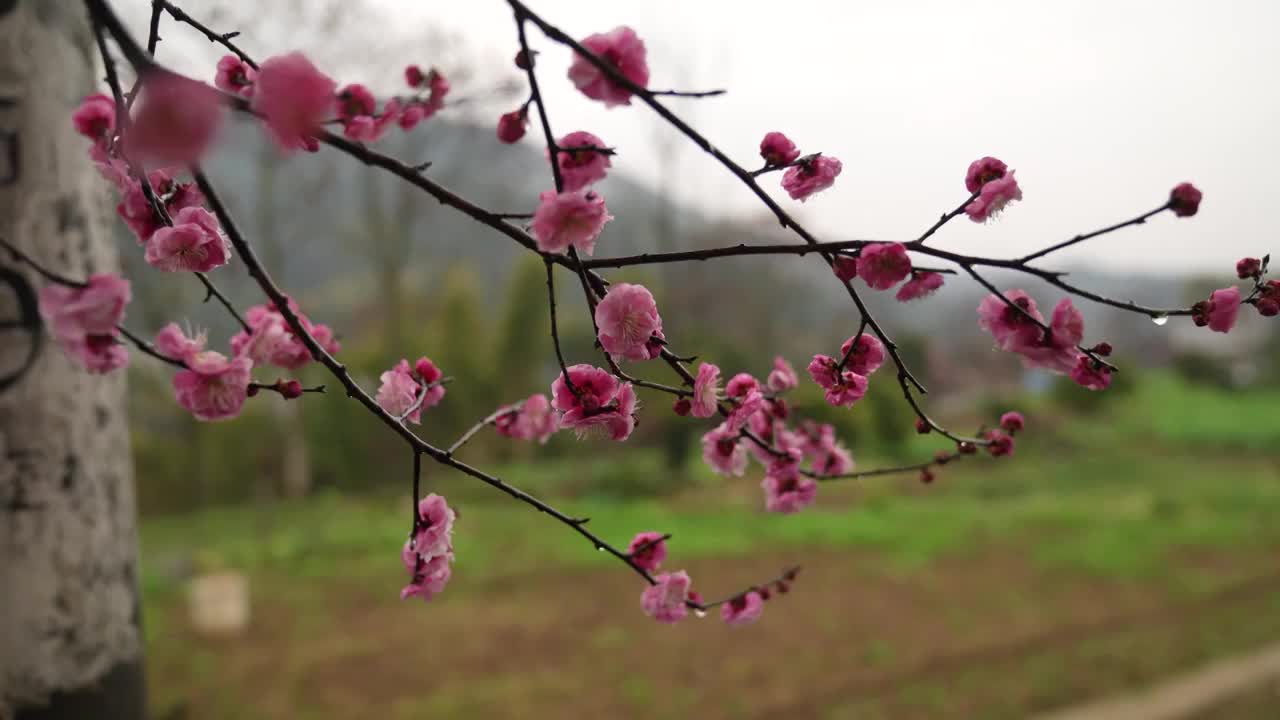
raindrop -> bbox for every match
[1151,314,1169,326]
[694,609,707,619]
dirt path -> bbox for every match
[1034,643,1280,720]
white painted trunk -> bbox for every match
[0,2,143,718]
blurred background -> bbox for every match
[104,1,1280,718]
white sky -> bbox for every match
[123,0,1280,273]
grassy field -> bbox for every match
[139,373,1280,718]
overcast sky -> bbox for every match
[122,0,1279,273]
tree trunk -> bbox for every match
[0,2,145,718]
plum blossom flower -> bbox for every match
[173,350,253,421]
[762,472,817,514]
[336,83,391,143]
[550,364,637,441]
[806,355,869,408]
[125,71,224,165]
[725,389,766,432]
[399,547,453,602]
[71,93,116,143]
[985,430,1015,457]
[568,26,650,107]
[977,290,1046,353]
[833,255,858,282]
[839,334,886,376]
[497,110,528,143]
[1256,281,1280,317]
[1000,411,1025,434]
[640,571,691,623]
[552,131,612,191]
[1169,182,1202,217]
[376,358,445,424]
[144,207,229,273]
[896,271,945,302]
[116,170,206,244]
[1197,287,1242,333]
[965,156,1009,193]
[966,172,1022,222]
[495,394,557,443]
[691,362,721,418]
[720,590,765,626]
[627,531,668,573]
[1070,355,1112,391]
[214,54,256,97]
[767,356,799,393]
[781,155,842,202]
[812,437,854,476]
[37,274,131,374]
[759,132,800,166]
[724,373,759,400]
[1018,298,1084,374]
[154,323,207,363]
[531,189,613,255]
[230,301,340,370]
[857,243,912,290]
[702,423,749,476]
[251,52,336,152]
[595,283,663,362]
[413,493,455,559]
[1236,257,1262,280]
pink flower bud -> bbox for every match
[280,379,303,399]
[1169,182,1202,217]
[405,64,425,88]
[759,132,800,166]
[497,110,528,144]
[1236,257,1262,279]
[672,398,692,416]
[915,418,930,434]
[832,255,858,282]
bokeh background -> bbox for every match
[105,1,1280,718]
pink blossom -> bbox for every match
[144,207,229,273]
[627,531,668,573]
[125,71,223,165]
[230,301,339,370]
[1000,411,1025,434]
[1070,355,1112,391]
[397,102,425,130]
[71,93,116,142]
[767,356,799,393]
[896,271,945,302]
[375,358,444,424]
[762,472,818,514]
[781,155,842,202]
[760,132,800,166]
[596,284,663,362]
[251,52,337,152]
[1206,287,1242,333]
[550,364,636,440]
[1169,182,1202,217]
[1236,257,1262,280]
[552,131,612,191]
[965,156,1009,193]
[154,323,206,363]
[568,26,650,107]
[724,373,759,400]
[985,430,1015,457]
[839,334,886,376]
[497,110,528,143]
[1257,281,1280,317]
[531,189,613,255]
[691,362,721,418]
[806,355,870,407]
[1018,298,1084,374]
[405,65,426,88]
[965,172,1022,222]
[813,440,853,476]
[37,274,132,373]
[725,389,766,432]
[495,394,558,443]
[796,421,836,458]
[720,591,765,626]
[214,55,256,97]
[702,423,748,476]
[89,143,130,190]
[833,255,858,282]
[400,544,453,602]
[172,350,253,421]
[116,170,206,244]
[857,243,912,290]
[640,571,691,624]
[977,290,1046,353]
[413,493,456,559]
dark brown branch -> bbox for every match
[1019,204,1170,264]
